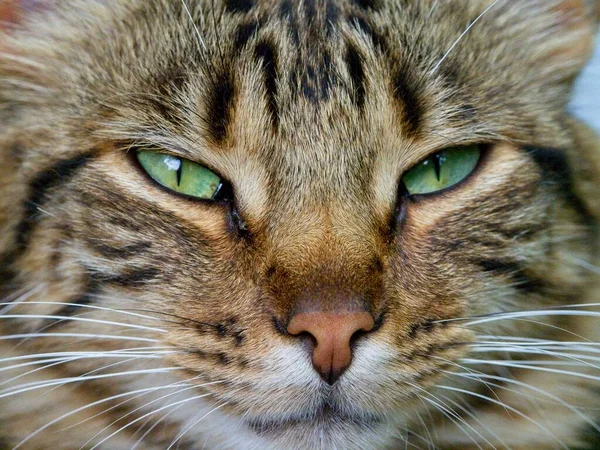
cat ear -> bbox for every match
[0,0,49,29]
[0,1,21,28]
[532,0,598,74]
[483,0,597,82]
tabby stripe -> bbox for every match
[233,20,262,54]
[0,153,93,296]
[224,0,254,14]
[189,349,235,366]
[325,1,340,35]
[393,66,423,137]
[349,14,388,53]
[524,146,597,231]
[90,267,161,288]
[345,42,366,108]
[279,0,301,46]
[16,153,93,251]
[49,267,160,326]
[206,68,235,143]
[85,240,152,259]
[352,0,379,10]
[478,259,548,294]
[254,40,279,129]
[48,281,101,328]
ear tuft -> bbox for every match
[0,0,21,28]
[532,0,598,78]
[0,0,50,30]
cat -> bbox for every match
[0,0,599,448]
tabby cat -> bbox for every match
[1,0,599,449]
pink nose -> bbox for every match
[287,311,375,384]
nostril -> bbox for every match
[287,312,375,384]
[349,328,370,347]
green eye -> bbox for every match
[402,145,481,195]
[137,151,222,200]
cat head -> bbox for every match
[1,0,599,448]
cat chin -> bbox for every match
[171,398,400,450]
[238,416,399,450]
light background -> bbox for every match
[570,35,600,132]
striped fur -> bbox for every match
[0,1,599,449]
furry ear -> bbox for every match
[0,0,51,29]
[0,0,21,28]
[588,0,600,22]
[517,0,599,79]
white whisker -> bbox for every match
[180,0,207,51]
[465,310,600,327]
[437,385,569,450]
[11,383,193,450]
[78,376,225,446]
[0,314,166,333]
[0,333,158,343]
[87,392,215,450]
[0,301,165,321]
[445,371,600,433]
[0,368,180,400]
[430,0,502,74]
[166,398,232,450]
[405,381,492,449]
[459,359,600,381]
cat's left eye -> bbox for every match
[401,145,481,196]
[137,151,223,200]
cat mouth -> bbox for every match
[244,405,384,435]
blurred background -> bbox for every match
[571,35,600,133]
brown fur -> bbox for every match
[0,0,599,448]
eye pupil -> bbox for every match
[137,151,225,201]
[176,162,183,186]
[433,154,442,181]
[401,145,481,196]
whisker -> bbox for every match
[405,381,491,449]
[445,371,600,434]
[86,392,216,450]
[78,376,227,446]
[0,353,174,388]
[0,368,181,400]
[130,403,187,450]
[0,285,46,314]
[433,304,600,326]
[11,383,194,450]
[437,385,569,450]
[0,333,158,343]
[569,256,600,276]
[430,0,503,74]
[420,396,486,450]
[459,359,600,381]
[474,336,600,346]
[433,391,509,449]
[166,396,237,450]
[465,310,600,327]
[66,381,202,437]
[469,346,600,364]
[0,301,166,322]
[180,0,207,51]
[0,347,174,366]
[0,314,166,333]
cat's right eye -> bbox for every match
[401,145,481,196]
[137,151,224,200]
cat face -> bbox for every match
[1,1,599,449]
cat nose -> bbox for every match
[287,311,375,384]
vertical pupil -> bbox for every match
[176,162,183,186]
[433,154,442,181]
